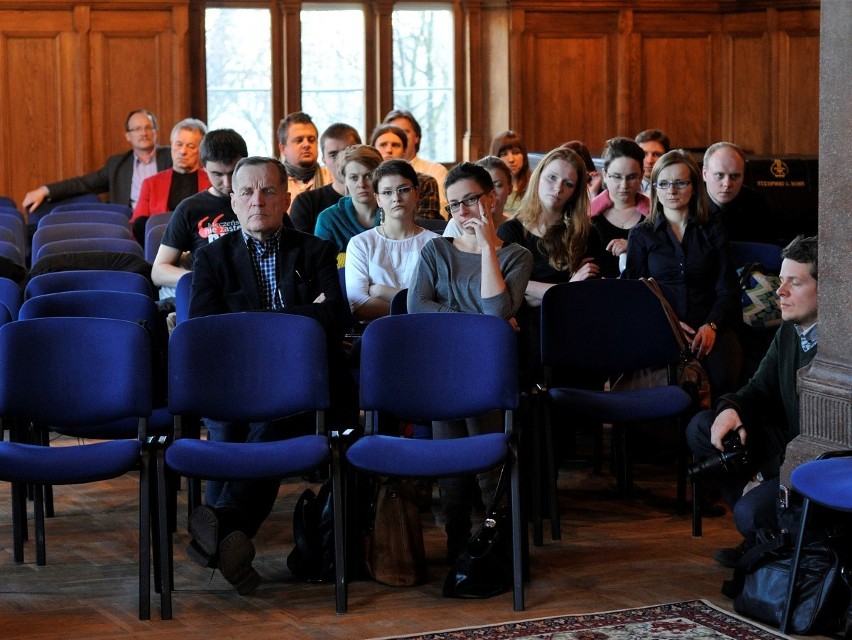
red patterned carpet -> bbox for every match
[369,600,790,640]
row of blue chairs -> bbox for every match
[0,306,525,619]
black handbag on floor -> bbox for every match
[442,465,513,599]
[723,509,852,635]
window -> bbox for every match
[392,4,455,162]
[205,8,273,155]
[300,5,366,141]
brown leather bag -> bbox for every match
[365,479,426,587]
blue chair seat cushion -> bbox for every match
[548,385,693,423]
[166,435,330,481]
[791,458,852,511]
[0,440,141,484]
[346,433,510,478]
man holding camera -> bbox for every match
[686,235,818,567]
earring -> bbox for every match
[379,208,385,224]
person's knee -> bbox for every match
[686,410,715,456]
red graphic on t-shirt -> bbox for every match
[198,214,231,240]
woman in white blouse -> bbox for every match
[344,158,438,322]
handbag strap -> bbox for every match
[641,277,689,353]
[721,531,791,598]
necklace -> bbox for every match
[377,223,419,241]
[609,207,637,228]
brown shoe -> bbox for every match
[218,531,261,595]
[188,506,219,557]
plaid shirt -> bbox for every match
[416,173,442,220]
[243,228,284,310]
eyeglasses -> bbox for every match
[445,193,486,215]
[654,179,691,190]
[127,125,156,133]
[377,185,415,198]
[606,173,641,183]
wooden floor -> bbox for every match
[0,435,822,640]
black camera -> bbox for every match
[688,430,750,477]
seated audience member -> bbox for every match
[590,137,650,278]
[635,128,670,195]
[130,118,210,242]
[383,108,448,209]
[151,129,248,291]
[276,111,330,211]
[408,161,533,561]
[625,149,742,400]
[187,156,349,594]
[561,140,603,199]
[345,159,438,322]
[22,108,171,213]
[703,141,775,245]
[314,145,384,262]
[686,236,818,567]
[444,156,512,238]
[369,124,442,220]
[289,122,361,233]
[489,130,531,217]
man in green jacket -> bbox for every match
[686,235,818,567]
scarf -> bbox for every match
[283,160,318,183]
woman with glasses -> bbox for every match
[625,149,742,400]
[314,145,384,264]
[590,137,651,277]
[489,130,531,217]
[408,161,532,561]
[442,155,512,237]
[344,158,437,322]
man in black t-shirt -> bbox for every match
[151,129,249,292]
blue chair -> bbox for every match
[781,451,852,634]
[415,217,448,234]
[0,226,15,246]
[730,241,783,274]
[0,317,157,619]
[0,205,26,223]
[145,223,167,264]
[26,193,101,226]
[536,279,695,543]
[38,210,131,229]
[145,212,173,233]
[32,222,132,259]
[25,269,153,300]
[0,277,22,319]
[0,214,26,253]
[346,313,524,610]
[0,240,24,267]
[35,237,145,262]
[0,195,16,209]
[158,312,344,617]
[50,202,133,218]
[175,271,192,324]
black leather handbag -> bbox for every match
[442,466,513,599]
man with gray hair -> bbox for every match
[130,118,210,242]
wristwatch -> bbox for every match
[708,322,718,332]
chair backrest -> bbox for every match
[389,288,408,315]
[175,271,192,324]
[19,291,160,329]
[0,205,26,224]
[26,193,101,226]
[0,302,11,326]
[169,312,329,423]
[0,317,152,428]
[0,214,26,252]
[50,202,133,218]
[25,269,153,300]
[145,212,173,234]
[0,277,22,319]
[0,240,24,267]
[730,241,783,274]
[540,279,684,375]
[145,223,167,263]
[35,237,145,262]
[359,313,518,421]
[0,195,16,209]
[33,221,131,251]
[415,217,448,234]
[0,227,15,246]
[38,210,131,229]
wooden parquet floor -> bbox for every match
[0,435,823,640]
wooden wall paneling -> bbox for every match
[461,0,481,161]
[518,11,618,154]
[372,0,395,129]
[89,8,184,160]
[0,10,79,203]
[773,9,820,154]
[279,0,302,124]
[480,1,510,148]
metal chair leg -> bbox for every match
[780,497,811,634]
